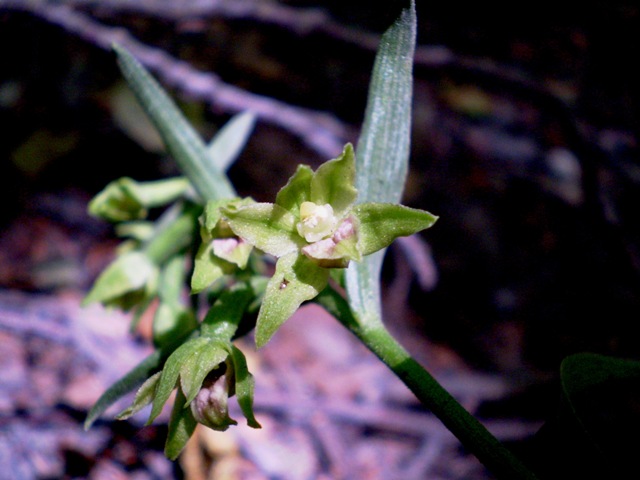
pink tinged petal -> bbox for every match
[302,238,343,267]
[301,217,359,268]
[333,216,356,242]
[212,237,240,256]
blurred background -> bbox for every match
[1,1,639,478]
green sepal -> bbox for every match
[255,252,330,348]
[223,203,305,257]
[227,345,261,428]
[164,387,198,460]
[180,339,230,406]
[156,254,186,304]
[82,251,158,308]
[115,371,162,420]
[275,164,313,213]
[353,203,438,256]
[148,336,208,424]
[192,198,254,293]
[191,241,234,294]
[310,143,357,216]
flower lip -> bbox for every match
[296,201,339,243]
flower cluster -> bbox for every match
[220,143,437,347]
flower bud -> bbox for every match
[189,368,237,431]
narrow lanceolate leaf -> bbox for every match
[84,349,163,429]
[347,1,417,324]
[354,6,415,204]
[228,345,262,428]
[255,252,329,348]
[112,44,235,201]
[310,143,357,216]
[206,111,256,172]
[165,388,198,460]
[355,203,438,256]
[223,203,304,257]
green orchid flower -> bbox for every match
[222,143,438,347]
[191,198,255,293]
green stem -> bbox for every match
[315,287,539,480]
[144,203,200,264]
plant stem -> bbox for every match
[315,287,539,480]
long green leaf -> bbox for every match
[206,111,256,172]
[112,44,235,201]
[346,1,417,324]
[84,349,163,429]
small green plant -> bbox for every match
[83,3,539,478]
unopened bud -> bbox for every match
[190,370,237,431]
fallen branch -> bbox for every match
[1,0,353,158]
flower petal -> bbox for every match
[301,216,361,267]
[189,371,237,431]
[212,237,252,268]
